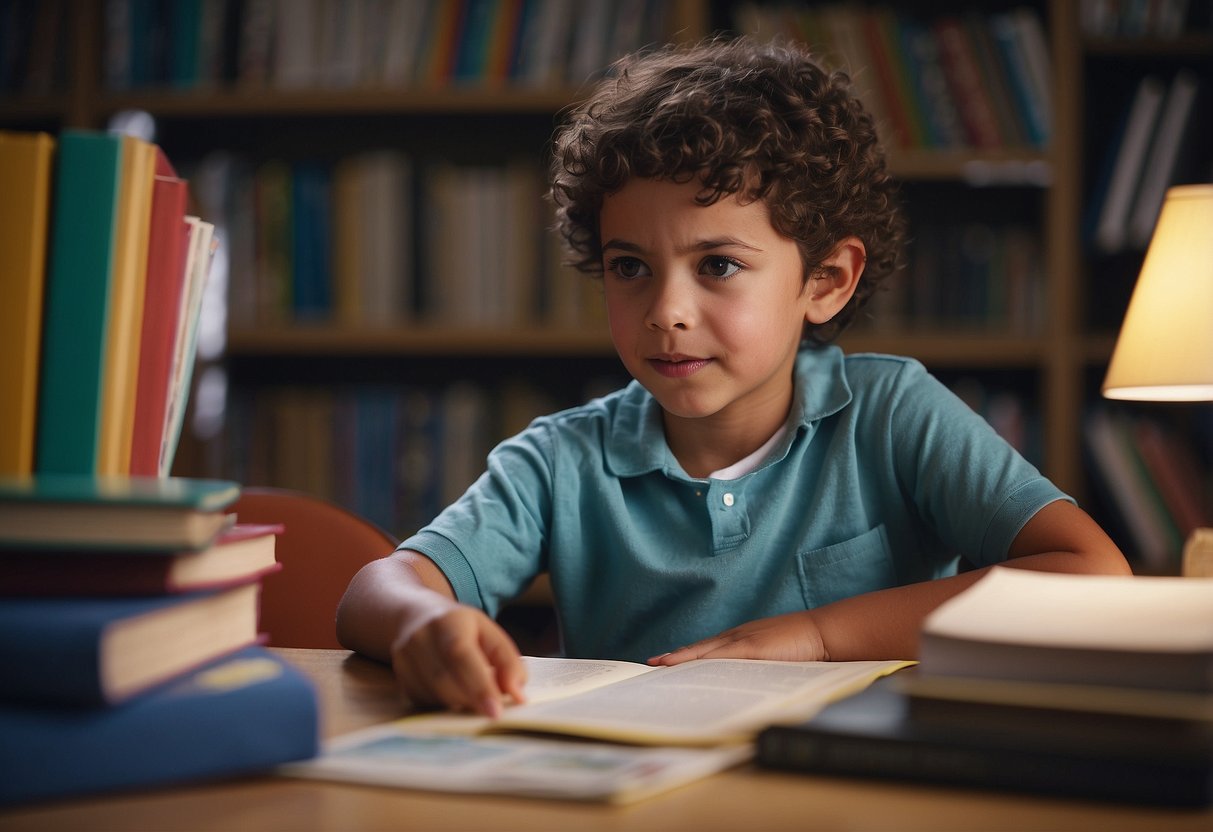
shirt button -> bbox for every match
[723,492,735,507]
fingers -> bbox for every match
[391,606,525,718]
[648,636,729,666]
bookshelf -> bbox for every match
[3,0,1210,566]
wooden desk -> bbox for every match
[2,648,1210,832]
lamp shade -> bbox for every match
[1102,184,1213,401]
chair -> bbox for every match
[231,487,398,649]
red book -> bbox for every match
[0,523,282,596]
[933,16,1004,150]
[129,148,191,476]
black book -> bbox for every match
[756,681,1213,807]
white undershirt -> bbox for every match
[707,424,789,481]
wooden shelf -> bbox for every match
[94,86,584,118]
[226,325,616,356]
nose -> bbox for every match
[644,275,694,332]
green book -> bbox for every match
[0,474,241,550]
[36,130,124,475]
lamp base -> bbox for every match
[1181,528,1213,577]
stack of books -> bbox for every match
[756,568,1213,806]
[0,128,214,480]
[0,474,318,806]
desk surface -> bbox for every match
[3,648,1211,832]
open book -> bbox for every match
[282,655,910,803]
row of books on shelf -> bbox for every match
[1084,404,1213,572]
[867,219,1046,335]
[758,567,1213,807]
[0,128,214,479]
[97,0,670,93]
[191,150,605,330]
[734,3,1052,151]
[0,0,67,95]
[219,378,616,539]
[0,475,318,806]
[1085,69,1205,255]
[1080,0,1212,38]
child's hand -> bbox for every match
[647,610,828,666]
[389,601,528,718]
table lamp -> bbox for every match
[1101,183,1213,576]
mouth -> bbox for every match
[647,354,714,378]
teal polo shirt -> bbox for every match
[400,346,1069,663]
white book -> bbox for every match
[1127,70,1200,250]
[159,218,215,476]
[1094,76,1166,254]
[920,567,1213,691]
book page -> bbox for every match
[494,658,911,746]
[521,656,654,703]
[281,723,749,804]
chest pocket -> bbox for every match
[796,525,897,608]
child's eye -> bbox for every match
[699,255,743,279]
[605,256,650,279]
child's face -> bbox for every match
[600,177,813,426]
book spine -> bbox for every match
[1093,76,1166,254]
[0,131,55,477]
[932,17,1003,149]
[36,131,123,475]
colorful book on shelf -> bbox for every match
[0,131,55,477]
[0,523,281,596]
[1132,417,1213,539]
[932,15,1003,149]
[1091,75,1166,254]
[898,14,966,149]
[0,646,318,807]
[0,581,260,707]
[1084,406,1181,569]
[963,12,1028,148]
[917,567,1213,692]
[98,133,157,476]
[0,474,240,551]
[1126,69,1200,250]
[755,679,1213,807]
[989,10,1049,147]
[130,148,192,476]
[35,130,123,476]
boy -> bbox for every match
[336,38,1130,717]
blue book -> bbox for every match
[0,646,318,806]
[0,583,259,707]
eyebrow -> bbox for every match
[601,237,763,255]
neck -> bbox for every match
[663,396,792,479]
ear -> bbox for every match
[805,236,866,325]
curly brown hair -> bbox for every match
[550,36,906,344]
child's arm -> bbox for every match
[335,550,527,717]
[649,500,1132,665]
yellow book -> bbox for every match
[97,135,156,476]
[0,131,56,476]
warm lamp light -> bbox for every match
[1102,184,1213,401]
[1101,184,1213,577]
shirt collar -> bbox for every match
[604,345,854,478]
